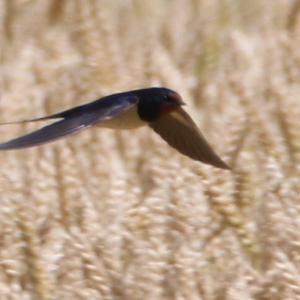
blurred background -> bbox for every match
[1,1,300,299]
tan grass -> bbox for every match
[1,0,300,299]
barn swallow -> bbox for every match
[0,87,229,169]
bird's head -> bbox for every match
[160,89,186,114]
[137,87,185,122]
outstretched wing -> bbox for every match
[149,107,230,169]
[0,96,138,150]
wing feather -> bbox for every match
[150,108,230,169]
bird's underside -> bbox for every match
[96,105,146,129]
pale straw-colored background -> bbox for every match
[1,1,300,299]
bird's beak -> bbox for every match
[169,92,186,106]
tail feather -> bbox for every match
[0,113,99,150]
[0,115,62,126]
[0,102,92,126]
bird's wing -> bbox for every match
[0,97,138,150]
[149,107,230,169]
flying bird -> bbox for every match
[0,87,229,169]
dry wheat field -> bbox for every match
[1,0,300,299]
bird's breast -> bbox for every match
[98,105,146,129]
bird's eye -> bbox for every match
[164,96,173,103]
